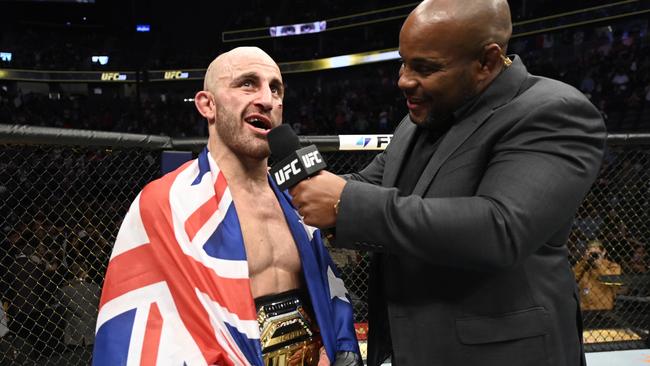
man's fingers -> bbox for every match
[289,180,309,198]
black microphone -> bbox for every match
[268,125,340,247]
[268,124,327,190]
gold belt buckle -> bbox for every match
[261,338,322,366]
[257,291,322,366]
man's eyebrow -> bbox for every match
[410,57,444,66]
[230,72,283,92]
[270,78,284,91]
[230,72,259,85]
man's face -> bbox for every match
[587,245,604,259]
[397,16,479,128]
[211,52,284,159]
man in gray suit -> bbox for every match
[290,0,606,365]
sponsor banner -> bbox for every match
[0,69,135,82]
[148,69,206,82]
[99,72,130,81]
[338,135,392,151]
[0,69,204,82]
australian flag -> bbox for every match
[93,148,359,365]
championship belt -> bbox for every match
[255,289,323,366]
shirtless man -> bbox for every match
[94,47,360,366]
[195,47,300,300]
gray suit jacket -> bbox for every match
[335,56,606,366]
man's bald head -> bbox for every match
[203,47,280,93]
[409,0,512,56]
[194,46,284,161]
[397,0,513,127]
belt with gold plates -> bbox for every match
[255,289,322,366]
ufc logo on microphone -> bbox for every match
[301,151,323,168]
[274,159,302,185]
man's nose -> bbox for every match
[397,71,417,92]
[254,85,274,111]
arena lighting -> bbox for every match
[269,21,326,37]
[0,52,12,62]
[91,56,109,65]
[280,48,400,74]
[136,24,151,32]
[327,50,400,68]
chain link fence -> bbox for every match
[569,142,650,350]
[0,129,649,364]
[0,144,161,365]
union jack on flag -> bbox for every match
[93,148,359,366]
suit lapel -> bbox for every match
[383,116,418,187]
[412,109,494,196]
[411,55,528,196]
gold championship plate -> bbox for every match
[256,290,323,366]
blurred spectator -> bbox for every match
[0,227,22,298]
[624,243,649,274]
[574,205,603,241]
[580,71,596,96]
[574,240,623,328]
[6,233,51,359]
[58,263,100,348]
[601,206,632,263]
[611,66,630,93]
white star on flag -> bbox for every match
[327,266,349,303]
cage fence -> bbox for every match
[0,136,648,364]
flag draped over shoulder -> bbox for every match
[93,148,359,366]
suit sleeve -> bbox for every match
[336,95,606,272]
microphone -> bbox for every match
[268,125,339,245]
[268,124,327,190]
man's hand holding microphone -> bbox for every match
[290,171,345,229]
[268,124,346,229]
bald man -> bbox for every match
[290,1,606,365]
[94,47,361,366]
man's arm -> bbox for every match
[291,117,406,225]
[573,260,588,283]
[337,96,606,272]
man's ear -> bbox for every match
[476,43,503,82]
[195,90,216,120]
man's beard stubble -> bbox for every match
[419,102,466,131]
[419,72,478,131]
[215,104,270,160]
